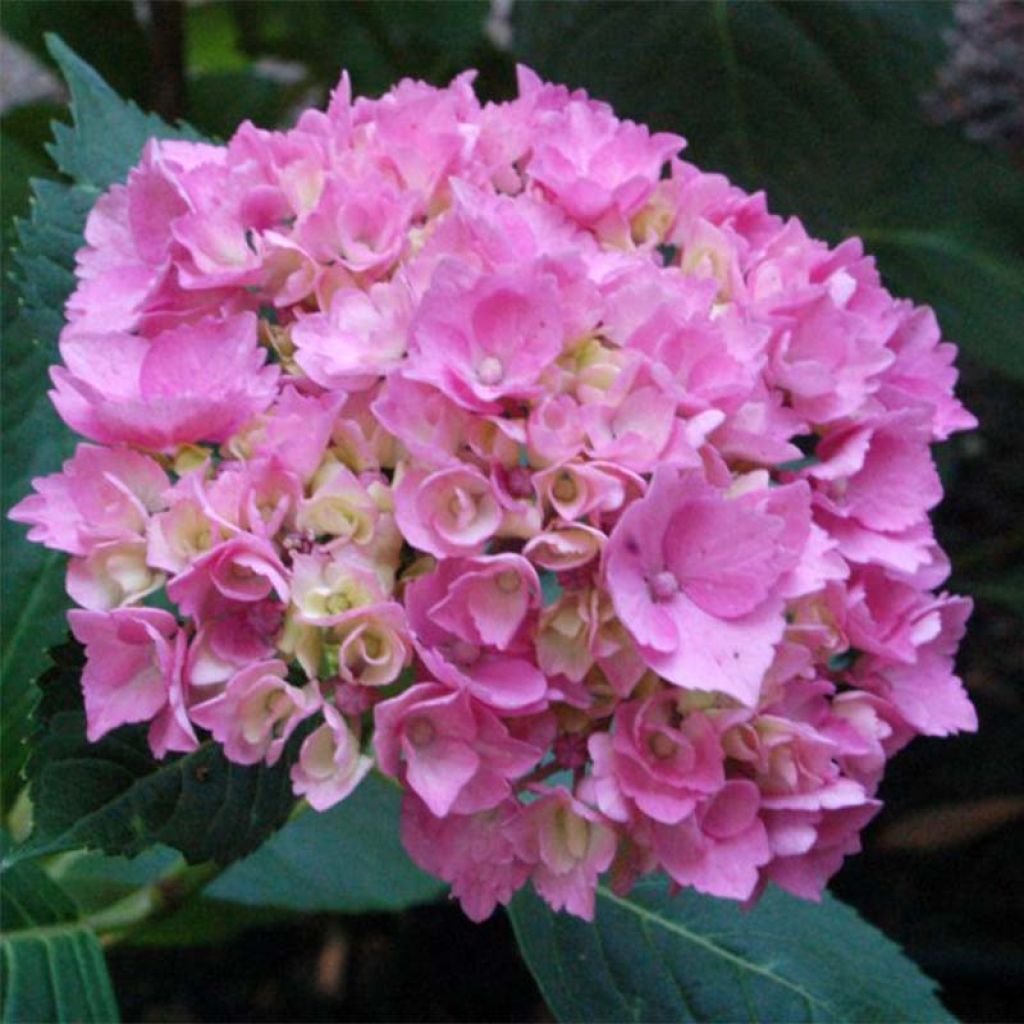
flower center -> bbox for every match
[552,471,578,503]
[477,355,505,386]
[450,640,481,666]
[649,732,679,760]
[406,717,436,748]
[648,570,679,603]
[506,465,533,498]
[496,569,521,593]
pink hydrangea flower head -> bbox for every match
[520,67,684,230]
[427,553,541,650]
[394,464,503,558]
[513,788,618,920]
[650,779,772,900]
[292,281,412,390]
[9,444,168,555]
[401,794,530,922]
[404,561,549,711]
[312,601,411,688]
[167,534,290,618]
[588,693,725,825]
[8,59,978,924]
[66,536,163,610]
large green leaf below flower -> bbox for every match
[0,833,119,1023]
[509,878,954,1023]
[206,773,445,912]
[52,773,445,920]
[512,0,1024,379]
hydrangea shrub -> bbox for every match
[10,59,976,933]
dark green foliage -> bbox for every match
[509,879,954,1023]
[0,835,119,1022]
[44,34,201,189]
[2,0,151,103]
[229,0,499,95]
[0,183,89,812]
[207,773,445,913]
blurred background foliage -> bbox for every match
[1,1,1021,1020]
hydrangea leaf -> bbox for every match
[206,773,446,913]
[43,776,444,919]
[185,68,305,139]
[0,834,120,1023]
[508,878,954,1023]
[5,643,302,869]
[512,0,1024,379]
[0,184,91,812]
[44,33,201,190]
[0,107,56,263]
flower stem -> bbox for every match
[86,859,223,947]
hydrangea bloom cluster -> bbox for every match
[12,67,977,921]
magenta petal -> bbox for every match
[641,595,785,706]
[466,654,548,711]
[405,738,480,817]
[664,499,780,618]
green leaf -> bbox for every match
[207,773,445,913]
[509,879,952,1023]
[8,643,302,868]
[0,180,93,811]
[127,897,293,948]
[48,846,182,913]
[512,1,1024,378]
[0,105,58,264]
[44,33,200,190]
[0,837,119,1023]
[47,773,443,922]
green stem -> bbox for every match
[85,798,312,945]
[31,796,315,947]
[288,796,312,822]
[87,859,223,947]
